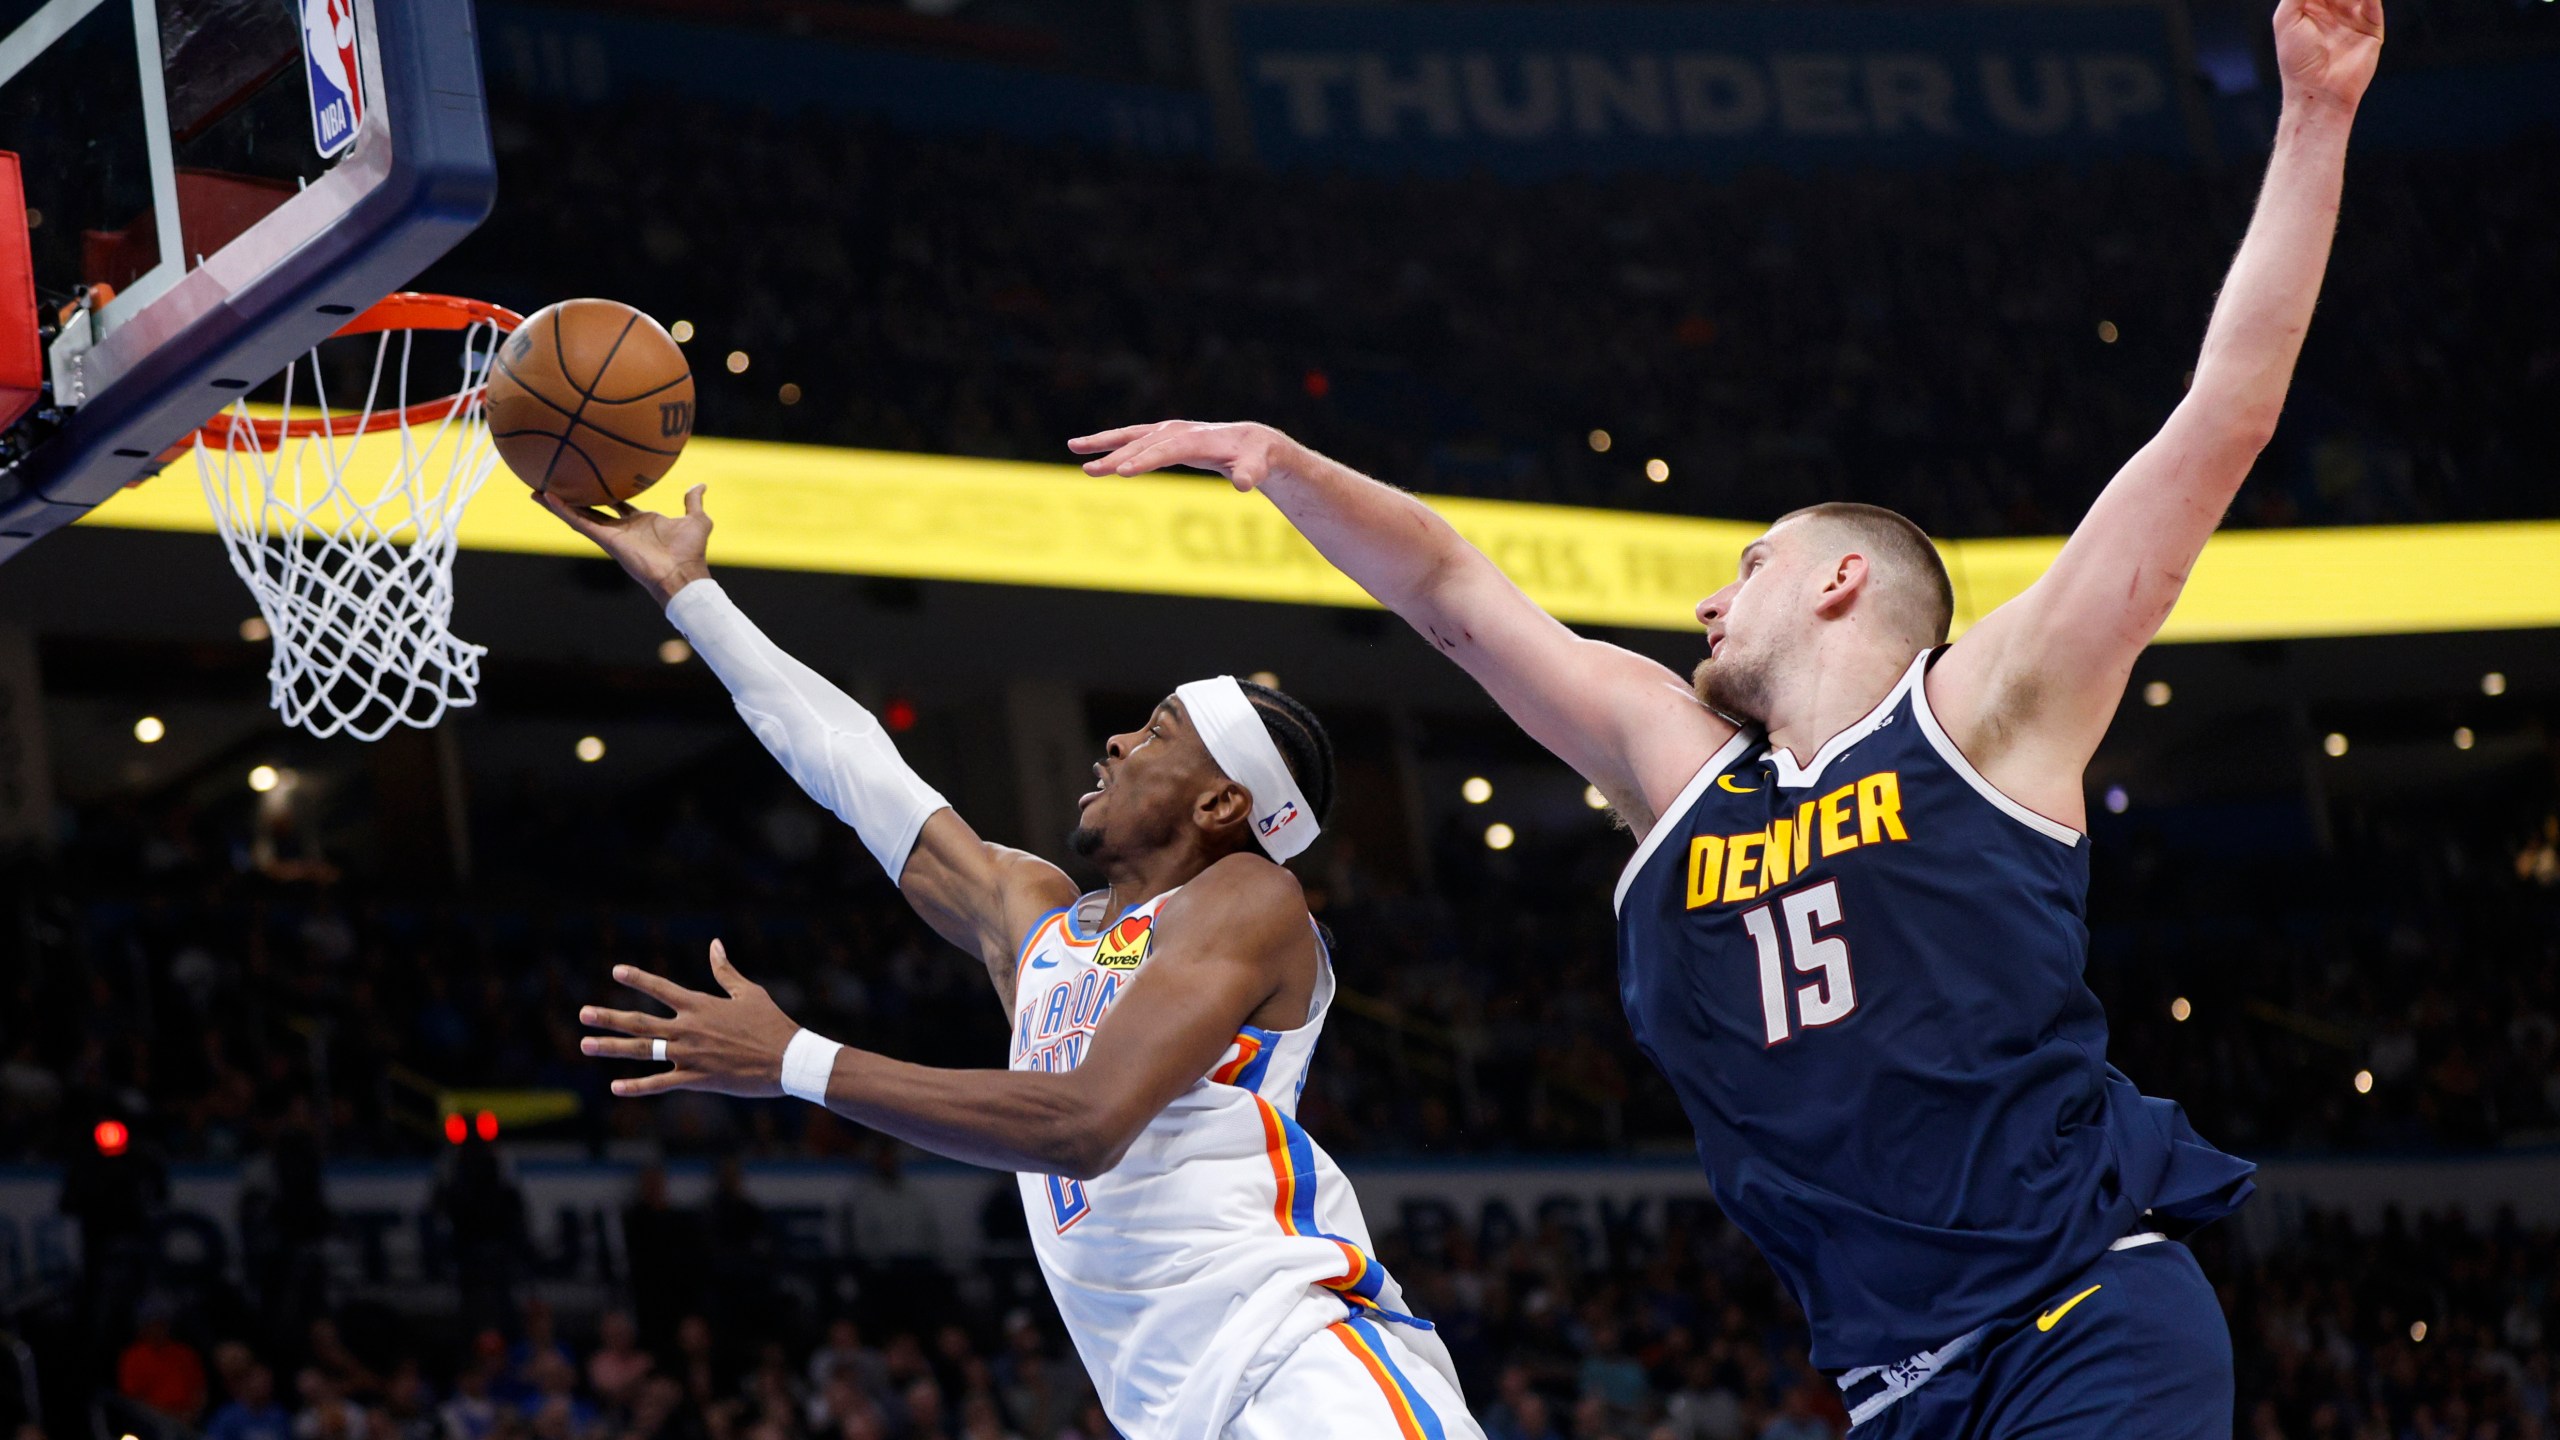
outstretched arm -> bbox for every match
[578,856,1310,1179]
[1929,0,2383,825]
[539,488,1074,1008]
[1069,425,1730,836]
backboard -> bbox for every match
[0,0,494,562]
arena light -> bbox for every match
[778,383,803,406]
[92,1119,130,1156]
[2353,1068,2374,1094]
[475,1110,500,1142]
[669,320,695,343]
[658,638,692,665]
[2141,681,2171,708]
[1644,458,1670,483]
[443,1113,467,1145]
[247,764,279,793]
[2453,726,2475,750]
[133,715,164,743]
[2170,997,2191,1022]
[2411,1321,2427,1343]
[2097,320,2120,344]
[725,350,750,374]
[575,736,606,763]
[1461,776,1492,804]
[1302,369,1330,398]
[2482,671,2508,696]
[1483,822,1516,851]
[239,616,270,642]
[2104,785,2130,814]
[884,698,918,733]
[1587,429,1612,453]
[2322,733,2348,758]
[1246,670,1281,689]
[1583,784,1609,810]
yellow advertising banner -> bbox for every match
[80,434,2560,642]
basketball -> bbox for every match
[486,298,695,507]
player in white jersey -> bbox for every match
[542,487,1480,1440]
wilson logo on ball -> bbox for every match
[659,400,693,438]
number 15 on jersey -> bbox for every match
[1738,879,1858,1045]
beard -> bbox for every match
[1067,825,1104,858]
[1692,644,1777,728]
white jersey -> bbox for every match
[1007,888,1458,1440]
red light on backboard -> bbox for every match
[93,1119,129,1156]
[0,154,40,432]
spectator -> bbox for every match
[292,1369,367,1440]
[116,1299,209,1423]
[990,1314,1083,1440]
[434,1141,527,1331]
[438,1340,505,1440]
[517,1353,596,1440]
[587,1311,655,1411]
[622,1167,702,1354]
[379,1361,441,1440]
[205,1364,292,1440]
[803,1319,885,1407]
[508,1300,576,1401]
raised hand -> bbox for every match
[578,941,800,1099]
[2273,0,2384,110]
[1068,420,1302,493]
[535,481,714,608]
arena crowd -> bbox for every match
[37,1186,2560,1440]
[424,100,2560,537]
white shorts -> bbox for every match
[1226,1315,1482,1440]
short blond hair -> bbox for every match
[1776,502,1954,645]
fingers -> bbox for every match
[580,1005,671,1038]
[533,490,607,537]
[707,938,753,998]
[1097,432,1227,479]
[1067,423,1167,455]
[611,963,702,1010]
[611,1069,708,1098]
[579,1035,663,1061]
[684,483,707,520]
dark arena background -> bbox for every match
[2,1,2559,1439]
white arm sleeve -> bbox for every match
[664,579,950,881]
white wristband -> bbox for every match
[779,1028,843,1105]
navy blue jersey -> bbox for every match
[1614,650,2254,1369]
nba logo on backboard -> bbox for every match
[300,0,364,158]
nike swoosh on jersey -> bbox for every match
[1028,956,1059,969]
[1715,775,1760,793]
[2036,1284,2102,1332]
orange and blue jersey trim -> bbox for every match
[1249,1094,1428,1326]
[1210,1024,1281,1091]
[1329,1315,1447,1440]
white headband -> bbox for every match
[1174,676,1320,863]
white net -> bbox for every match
[194,314,508,740]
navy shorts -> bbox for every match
[1848,1238,2233,1439]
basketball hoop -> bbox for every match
[188,292,524,741]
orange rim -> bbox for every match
[182,293,527,455]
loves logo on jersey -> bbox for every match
[1095,914,1154,972]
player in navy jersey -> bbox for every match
[1072,0,2382,1429]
